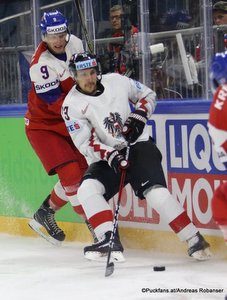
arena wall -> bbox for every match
[0,101,226,254]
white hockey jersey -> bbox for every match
[62,73,156,165]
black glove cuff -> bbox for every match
[130,109,148,124]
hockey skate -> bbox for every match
[187,232,212,260]
[28,195,65,246]
[84,230,125,262]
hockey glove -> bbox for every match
[107,150,129,174]
[122,110,148,143]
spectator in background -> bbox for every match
[99,5,139,78]
[213,1,227,50]
[213,1,227,26]
[109,4,138,37]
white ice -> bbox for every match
[0,234,226,300]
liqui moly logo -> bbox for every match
[166,119,225,174]
[165,119,227,229]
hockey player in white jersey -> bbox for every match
[208,51,227,245]
[62,52,211,261]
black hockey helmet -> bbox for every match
[69,52,102,80]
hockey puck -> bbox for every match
[153,266,165,271]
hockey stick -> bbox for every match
[73,0,94,53]
[105,144,130,277]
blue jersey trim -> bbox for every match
[38,86,62,104]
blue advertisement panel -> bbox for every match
[165,118,227,231]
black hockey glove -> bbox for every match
[107,150,129,174]
[122,110,148,143]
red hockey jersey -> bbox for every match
[25,35,84,136]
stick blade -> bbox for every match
[105,262,114,277]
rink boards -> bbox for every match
[0,100,226,253]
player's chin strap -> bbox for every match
[105,142,130,277]
[65,29,71,43]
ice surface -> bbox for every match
[0,234,226,300]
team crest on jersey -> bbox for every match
[103,112,123,138]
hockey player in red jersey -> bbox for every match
[25,10,96,244]
[62,52,212,261]
[208,51,227,245]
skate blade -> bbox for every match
[28,219,61,246]
[191,247,212,261]
[84,251,125,263]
